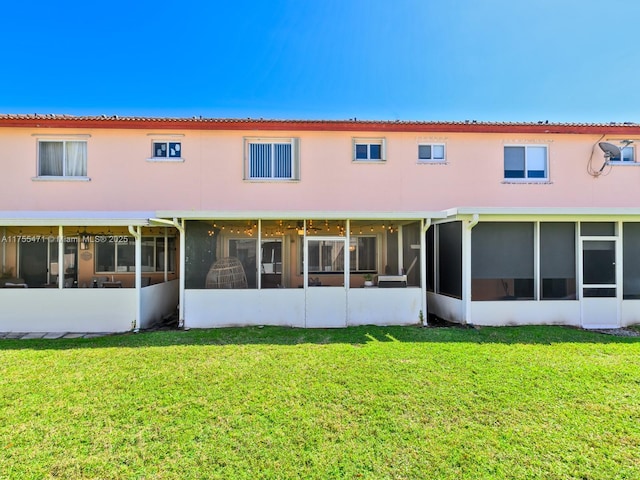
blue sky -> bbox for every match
[1,0,639,122]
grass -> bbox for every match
[1,325,640,479]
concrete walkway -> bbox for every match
[0,332,114,339]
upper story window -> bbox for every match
[418,143,445,163]
[152,141,182,159]
[245,138,299,180]
[146,134,185,162]
[38,140,87,177]
[353,138,385,162]
[504,145,548,180]
[609,145,635,163]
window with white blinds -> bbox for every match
[245,139,299,180]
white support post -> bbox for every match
[398,225,403,275]
[179,218,186,328]
[257,220,262,290]
[164,227,168,283]
[302,220,308,289]
[534,221,540,301]
[302,219,308,328]
[463,214,479,325]
[128,225,142,332]
[345,219,350,289]
[2,227,6,274]
[420,219,431,325]
[58,226,64,289]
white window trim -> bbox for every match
[349,235,378,273]
[34,138,90,181]
[503,144,549,182]
[300,234,378,274]
[32,176,91,182]
[607,144,639,165]
[353,138,386,162]
[95,235,176,273]
[147,139,185,162]
[244,137,300,181]
[417,143,446,164]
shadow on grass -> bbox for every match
[1,324,639,350]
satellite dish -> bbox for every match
[598,142,622,159]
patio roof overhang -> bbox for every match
[442,207,640,222]
[153,210,446,221]
[0,211,154,227]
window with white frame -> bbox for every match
[349,236,377,272]
[504,145,548,180]
[353,138,385,162]
[609,145,635,163]
[418,143,445,163]
[38,140,87,177]
[302,236,377,273]
[95,236,176,273]
[152,141,182,159]
[245,138,299,180]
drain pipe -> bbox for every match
[467,213,480,231]
[128,225,142,332]
[150,217,185,328]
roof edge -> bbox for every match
[1,114,640,135]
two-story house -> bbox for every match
[2,114,640,332]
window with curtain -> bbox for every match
[38,140,87,177]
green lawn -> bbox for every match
[1,326,640,479]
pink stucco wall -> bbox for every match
[1,126,638,213]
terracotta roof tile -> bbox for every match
[0,113,638,134]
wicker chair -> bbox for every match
[205,257,248,289]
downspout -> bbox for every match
[463,214,480,325]
[128,225,142,332]
[420,219,432,325]
[468,213,480,230]
[150,218,185,328]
